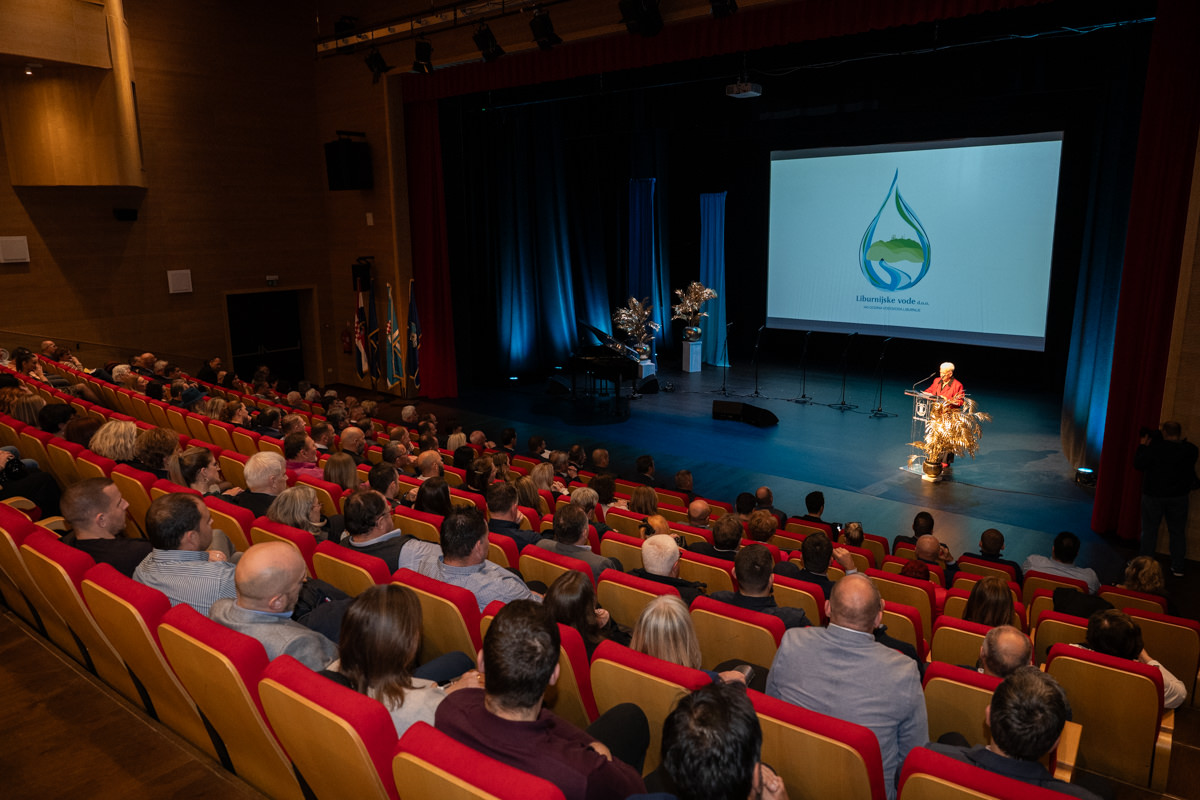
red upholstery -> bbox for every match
[932,615,992,638]
[677,549,737,591]
[396,722,566,800]
[862,532,891,555]
[449,486,487,513]
[260,654,401,800]
[537,489,556,513]
[691,593,786,644]
[882,554,946,586]
[204,495,256,552]
[393,567,484,654]
[1045,643,1165,721]
[597,566,680,597]
[486,533,520,568]
[517,505,541,529]
[592,638,711,688]
[187,438,223,458]
[842,543,877,569]
[78,450,117,478]
[112,463,157,492]
[749,688,887,800]
[1098,584,1167,614]
[558,622,600,722]
[672,521,714,543]
[957,553,1017,581]
[160,603,273,715]
[785,516,834,535]
[314,539,392,585]
[655,488,689,506]
[153,478,199,496]
[899,746,1072,800]
[922,660,1001,692]
[518,545,596,586]
[887,600,928,658]
[393,504,445,531]
[250,518,318,575]
[770,574,828,625]
[868,568,937,628]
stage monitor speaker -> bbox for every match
[712,399,778,428]
[324,139,373,191]
[636,375,659,394]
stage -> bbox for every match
[403,356,1128,584]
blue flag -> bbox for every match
[352,258,380,380]
[385,283,403,389]
[407,278,421,393]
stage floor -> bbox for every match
[403,357,1127,584]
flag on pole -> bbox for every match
[407,278,421,393]
[352,258,380,380]
[385,283,403,389]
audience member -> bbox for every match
[323,452,360,492]
[267,484,341,543]
[686,498,711,529]
[536,504,621,582]
[708,545,810,629]
[134,493,235,616]
[208,541,337,670]
[922,667,1101,799]
[414,506,537,611]
[167,446,242,499]
[412,476,453,517]
[628,485,659,516]
[340,489,441,571]
[89,419,139,462]
[340,426,368,465]
[435,600,649,799]
[914,533,958,584]
[632,534,706,606]
[282,432,322,479]
[631,595,748,684]
[841,521,865,548]
[232,452,288,517]
[767,574,927,799]
[544,570,629,659]
[962,576,1015,628]
[569,486,611,537]
[632,454,658,487]
[753,486,786,527]
[1077,609,1184,709]
[977,625,1032,678]
[745,509,778,543]
[893,511,933,554]
[673,469,698,503]
[1135,421,1197,577]
[794,532,856,600]
[59,477,151,577]
[688,515,742,561]
[640,682,788,800]
[367,463,402,509]
[324,584,480,736]
[1021,531,1100,594]
[486,481,540,549]
[976,528,1023,582]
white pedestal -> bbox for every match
[683,341,702,373]
[637,360,656,380]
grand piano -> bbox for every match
[569,322,641,407]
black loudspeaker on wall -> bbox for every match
[712,399,779,428]
[324,138,373,191]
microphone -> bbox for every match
[912,371,937,390]
[758,324,766,333]
[727,321,735,328]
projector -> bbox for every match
[726,81,762,99]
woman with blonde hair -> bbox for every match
[628,485,658,516]
[515,475,543,513]
[962,576,1015,628]
[1121,556,1171,613]
[10,393,46,427]
[203,397,228,421]
[267,484,335,543]
[631,595,751,685]
[491,451,515,483]
[89,420,139,462]
[323,452,360,492]
[325,584,478,736]
[530,461,567,496]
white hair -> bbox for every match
[244,451,286,492]
[641,534,681,577]
[401,405,417,422]
[940,362,955,372]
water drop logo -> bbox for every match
[859,170,930,291]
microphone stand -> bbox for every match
[718,323,732,397]
[870,338,897,418]
[751,325,765,398]
[790,331,814,405]
[827,332,858,412]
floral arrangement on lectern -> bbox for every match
[909,397,992,475]
[613,297,660,359]
[671,282,717,341]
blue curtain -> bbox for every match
[629,178,669,353]
[699,192,729,367]
[1060,75,1143,470]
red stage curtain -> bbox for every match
[404,99,458,399]
[1092,0,1200,538]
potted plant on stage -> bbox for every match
[909,397,992,481]
[613,297,660,363]
[671,281,718,343]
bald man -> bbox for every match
[339,426,368,465]
[208,542,338,670]
[767,574,927,799]
[978,625,1033,679]
[686,498,711,528]
[914,533,958,584]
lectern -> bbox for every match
[903,390,953,477]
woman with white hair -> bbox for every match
[925,361,965,464]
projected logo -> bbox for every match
[859,170,930,292]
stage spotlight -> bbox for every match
[364,46,393,84]
[618,0,663,37]
[710,0,737,18]
[530,9,563,50]
[412,37,433,73]
[1074,467,1097,488]
[473,22,505,62]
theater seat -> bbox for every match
[595,568,678,630]
[898,746,1078,800]
[393,567,483,664]
[111,464,157,538]
[771,575,827,625]
[929,616,991,667]
[599,531,644,571]
[250,517,318,576]
[518,546,594,588]
[1032,611,1087,665]
[157,604,305,800]
[393,506,443,544]
[690,595,784,670]
[81,563,221,760]
[590,639,710,775]
[1125,609,1200,707]
[393,722,565,800]
[750,688,887,800]
[956,554,1017,582]
[486,532,520,569]
[921,662,1000,747]
[259,655,400,800]
[546,623,600,729]
[0,504,73,646]
[313,539,391,596]
[677,550,736,593]
[1022,571,1088,607]
[1098,584,1166,615]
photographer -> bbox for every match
[1135,422,1198,577]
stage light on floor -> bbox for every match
[1074,467,1097,488]
[473,23,505,62]
[364,46,393,83]
[530,9,562,51]
[412,37,433,74]
[618,0,663,37]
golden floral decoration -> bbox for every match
[612,297,660,347]
[671,281,718,325]
[909,397,993,461]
